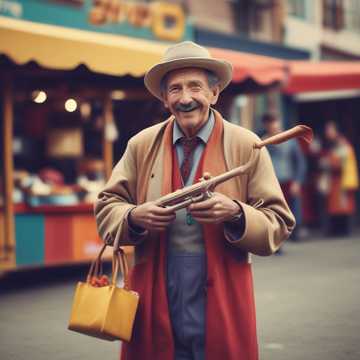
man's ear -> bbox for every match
[210,85,220,105]
[162,94,169,109]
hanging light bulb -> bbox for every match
[32,90,47,104]
[111,90,126,100]
[65,98,77,112]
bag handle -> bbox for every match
[112,248,131,290]
[86,243,107,283]
[86,244,131,290]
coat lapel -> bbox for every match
[144,117,174,202]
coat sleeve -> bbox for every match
[225,146,296,256]
[94,140,148,247]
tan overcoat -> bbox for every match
[94,109,295,360]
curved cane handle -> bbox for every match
[254,125,313,149]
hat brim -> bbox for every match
[144,57,233,100]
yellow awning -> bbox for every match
[0,16,168,77]
[0,16,288,90]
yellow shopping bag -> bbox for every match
[68,244,139,342]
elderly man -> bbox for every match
[95,41,295,360]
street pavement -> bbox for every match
[0,234,359,360]
[253,234,360,360]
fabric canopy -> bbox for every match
[210,47,286,85]
[285,61,360,94]
[0,16,168,77]
[0,16,287,89]
[4,16,360,95]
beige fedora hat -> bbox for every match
[144,41,233,100]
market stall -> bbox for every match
[0,72,136,271]
[0,16,167,272]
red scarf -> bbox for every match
[122,116,258,360]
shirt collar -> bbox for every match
[173,110,215,145]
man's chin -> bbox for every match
[177,112,201,126]
[180,111,198,119]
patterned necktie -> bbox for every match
[179,137,200,184]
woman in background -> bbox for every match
[318,121,359,236]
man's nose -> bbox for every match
[179,90,193,104]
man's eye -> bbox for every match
[169,87,179,93]
[191,85,202,91]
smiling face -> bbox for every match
[162,68,220,138]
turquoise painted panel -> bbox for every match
[15,214,44,266]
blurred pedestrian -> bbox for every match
[317,121,359,236]
[95,42,295,360]
[262,113,307,241]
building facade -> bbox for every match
[285,0,360,59]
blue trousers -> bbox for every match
[167,252,207,360]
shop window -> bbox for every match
[323,0,344,31]
[343,0,360,32]
[287,0,307,19]
[231,0,270,35]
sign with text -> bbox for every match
[0,0,193,42]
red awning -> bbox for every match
[210,47,287,90]
[285,61,360,94]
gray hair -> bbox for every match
[160,69,220,96]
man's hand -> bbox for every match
[129,201,176,232]
[188,192,241,224]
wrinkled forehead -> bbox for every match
[164,67,208,86]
